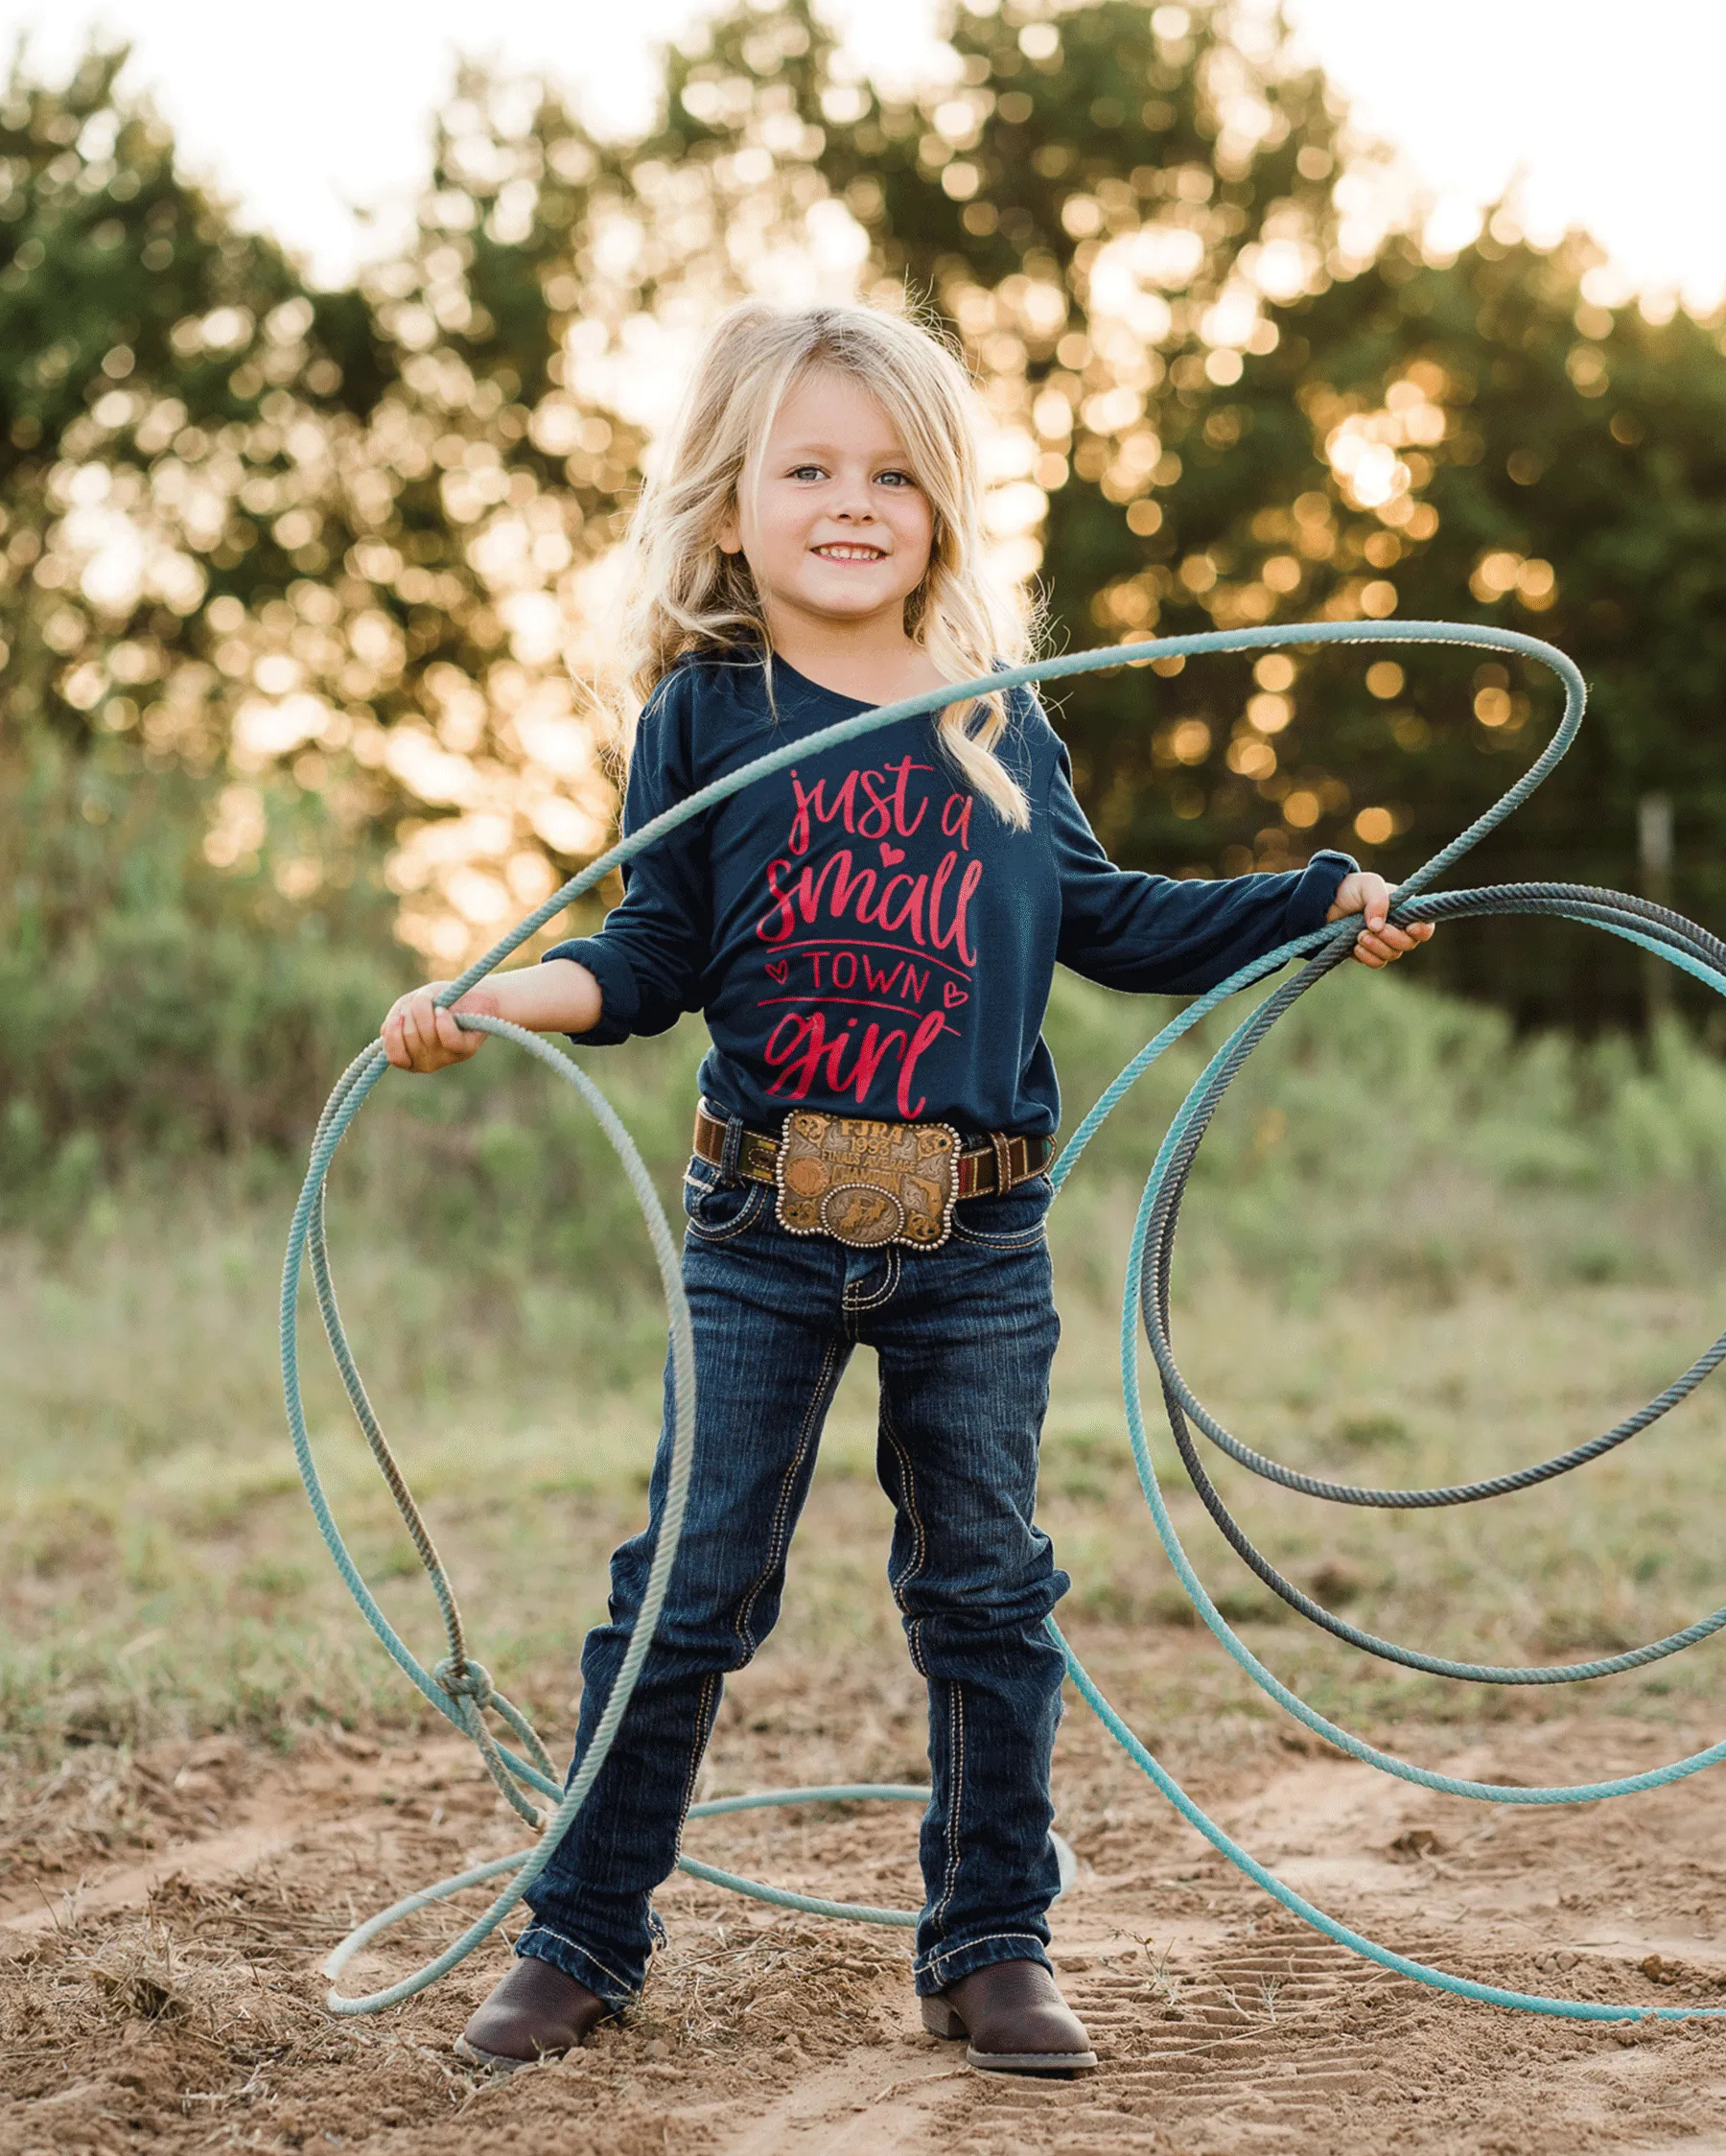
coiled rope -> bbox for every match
[283,619,1726,2026]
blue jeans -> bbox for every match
[518,1142,1069,2005]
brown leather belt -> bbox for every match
[692,1102,1053,1203]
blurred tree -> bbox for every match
[0,46,368,832]
[1161,223,1726,1027]
[10,0,1726,1177]
[788,0,1723,1026]
[696,0,1726,1030]
[0,44,449,1212]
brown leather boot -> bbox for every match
[455,1955,614,2071]
[921,1957,1097,2075]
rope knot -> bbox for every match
[432,1655,493,1709]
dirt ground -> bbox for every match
[4,1630,1726,2156]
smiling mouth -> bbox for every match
[811,543,886,562]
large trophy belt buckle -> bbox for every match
[774,1111,962,1252]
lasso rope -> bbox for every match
[283,619,1726,2026]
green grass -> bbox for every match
[7,966,1726,1770]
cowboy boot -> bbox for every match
[921,1957,1097,2075]
[455,1955,614,2071]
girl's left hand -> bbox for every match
[1325,871,1435,969]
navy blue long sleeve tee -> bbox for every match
[546,654,1354,1137]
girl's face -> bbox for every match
[719,366,935,639]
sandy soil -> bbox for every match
[5,1633,1726,2155]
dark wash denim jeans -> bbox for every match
[518,1139,1070,2005]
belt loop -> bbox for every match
[718,1112,745,1186]
[990,1130,1013,1195]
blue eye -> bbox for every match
[789,463,827,481]
[877,469,917,489]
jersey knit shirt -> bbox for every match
[545,654,1354,1137]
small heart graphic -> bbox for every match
[944,982,969,1008]
[765,959,789,985]
[878,842,905,866]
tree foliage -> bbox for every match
[8,0,1726,1204]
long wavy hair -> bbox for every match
[607,298,1036,828]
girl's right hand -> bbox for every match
[381,982,497,1073]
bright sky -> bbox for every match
[0,0,1720,310]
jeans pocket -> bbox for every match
[950,1175,1054,1250]
[682,1159,769,1242]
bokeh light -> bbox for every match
[0,0,1713,1014]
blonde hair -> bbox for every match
[608,298,1036,828]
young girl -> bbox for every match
[382,299,1430,2077]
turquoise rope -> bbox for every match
[1130,889,1726,1684]
[283,620,1724,2024]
